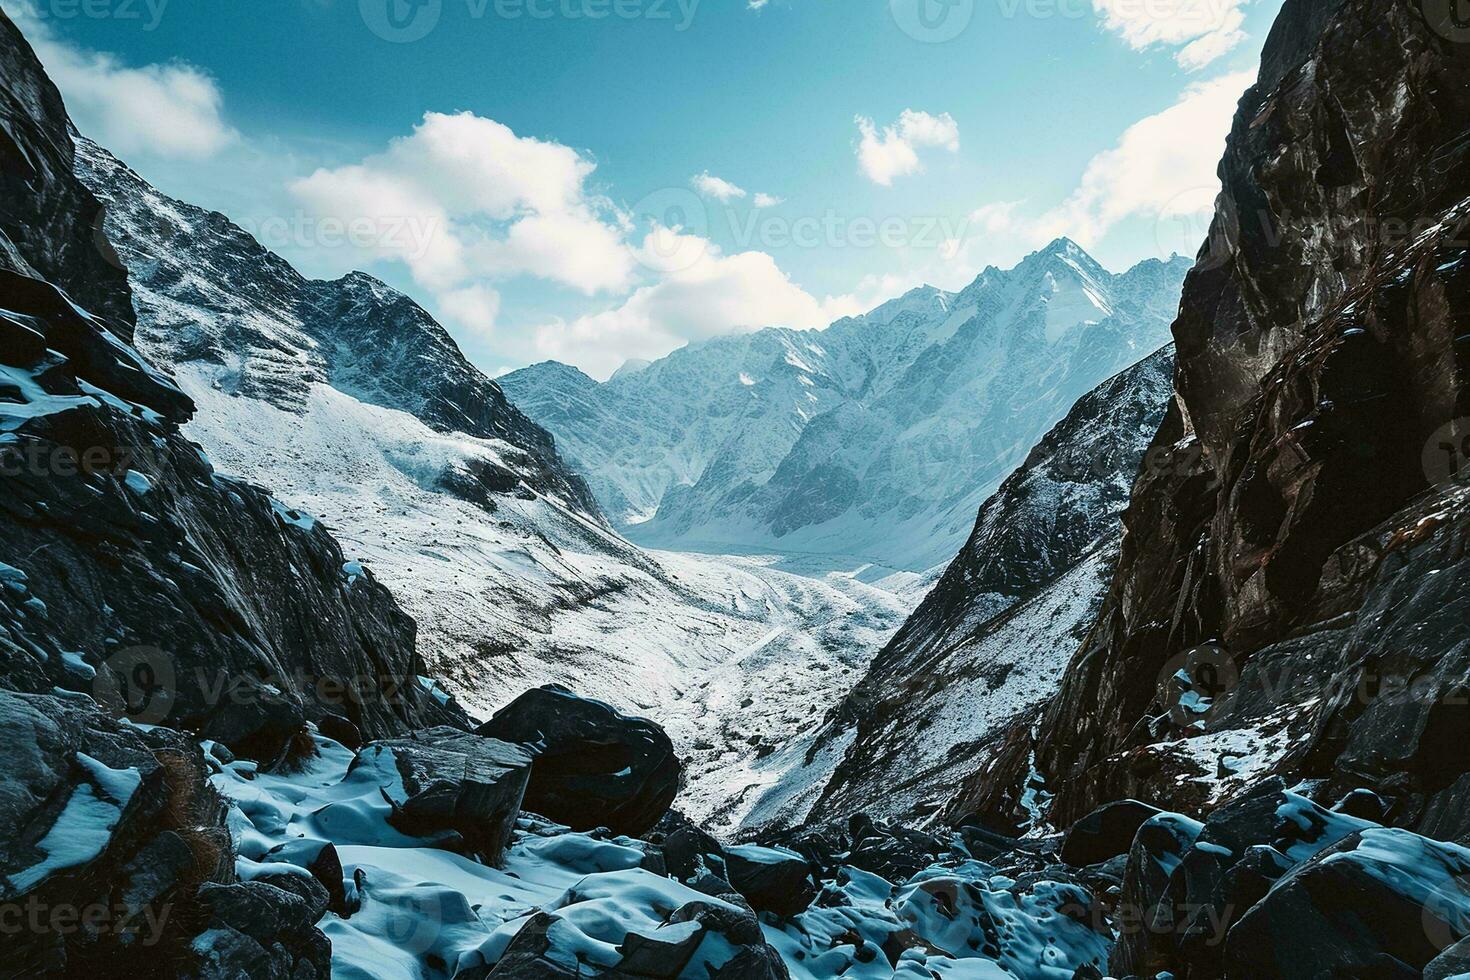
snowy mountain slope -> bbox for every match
[159,363,912,829]
[77,139,912,829]
[738,347,1178,833]
[77,140,602,520]
[502,244,1188,574]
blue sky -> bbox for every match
[9,0,1283,377]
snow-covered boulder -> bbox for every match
[1226,828,1470,976]
[487,881,789,979]
[1096,778,1470,978]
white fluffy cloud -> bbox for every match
[7,1,235,159]
[855,110,960,186]
[291,113,839,374]
[890,72,1250,288]
[692,173,784,209]
[291,112,637,300]
[691,172,747,202]
[1035,71,1251,245]
[1092,0,1250,70]
[532,227,855,379]
[436,284,501,338]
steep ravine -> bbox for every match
[740,347,1179,833]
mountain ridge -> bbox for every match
[502,241,1189,575]
[78,139,605,522]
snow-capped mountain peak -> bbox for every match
[503,244,1189,575]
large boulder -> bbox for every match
[719,844,818,919]
[1061,799,1162,867]
[475,685,680,837]
[651,813,818,918]
[188,881,331,979]
[1107,811,1203,978]
[1225,828,1470,977]
[366,728,532,866]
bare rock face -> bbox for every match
[972,0,1470,830]
[0,689,237,976]
[778,347,1176,829]
[0,16,132,330]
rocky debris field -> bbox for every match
[11,679,1470,978]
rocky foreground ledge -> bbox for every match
[8,680,1470,979]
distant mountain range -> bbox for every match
[501,242,1189,575]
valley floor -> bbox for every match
[175,363,923,834]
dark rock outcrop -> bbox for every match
[1060,799,1163,868]
[644,812,819,917]
[1224,827,1470,977]
[1085,780,1470,978]
[369,727,532,866]
[968,0,1470,836]
[475,685,681,837]
[0,15,132,331]
[190,881,331,979]
[0,7,465,760]
[0,689,234,976]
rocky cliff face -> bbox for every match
[0,22,132,331]
[0,9,471,973]
[0,8,459,766]
[969,0,1470,840]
